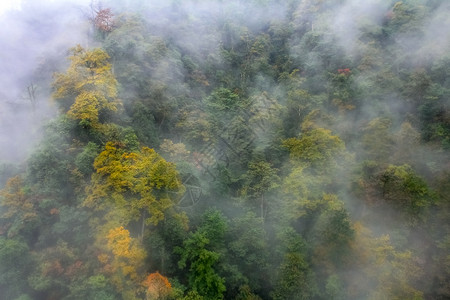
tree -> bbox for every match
[0,176,38,239]
[235,285,262,300]
[143,272,172,300]
[361,117,394,161]
[308,195,354,273]
[75,142,101,177]
[53,46,120,129]
[176,211,227,300]
[393,121,420,163]
[66,274,118,300]
[348,222,424,299]
[241,161,279,221]
[85,1,115,38]
[379,164,434,224]
[226,212,269,295]
[385,1,427,37]
[206,88,242,113]
[0,237,32,299]
[280,165,324,222]
[99,226,146,299]
[28,240,83,300]
[283,127,345,170]
[330,68,358,111]
[177,231,226,300]
[84,142,184,235]
[94,8,114,33]
[272,227,317,300]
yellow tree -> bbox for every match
[84,142,185,235]
[0,176,37,237]
[283,127,345,171]
[98,226,146,299]
[53,45,120,129]
[348,222,424,299]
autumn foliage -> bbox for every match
[94,8,114,32]
[53,46,120,129]
[143,272,172,300]
[1,1,449,299]
[337,68,351,75]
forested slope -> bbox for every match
[1,0,449,299]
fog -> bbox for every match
[0,0,92,163]
[0,0,449,299]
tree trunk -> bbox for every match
[140,211,146,241]
[261,194,265,224]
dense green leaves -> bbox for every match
[1,0,449,299]
[176,211,227,299]
[0,237,32,299]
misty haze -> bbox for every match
[0,0,449,299]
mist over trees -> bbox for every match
[0,0,449,299]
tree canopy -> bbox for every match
[0,1,449,299]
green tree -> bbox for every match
[272,227,316,300]
[176,211,227,300]
[380,164,434,224]
[226,212,269,296]
[329,69,358,111]
[0,237,32,299]
[241,161,279,221]
[66,274,118,300]
[361,117,394,161]
[75,142,101,177]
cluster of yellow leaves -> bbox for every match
[85,142,184,226]
[100,226,146,298]
[0,177,37,237]
[53,45,120,128]
[0,177,35,219]
[349,222,424,300]
[283,127,344,168]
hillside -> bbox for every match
[0,1,449,299]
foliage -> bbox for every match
[0,237,32,299]
[85,142,184,227]
[94,8,115,33]
[102,226,146,298]
[176,211,227,299]
[1,1,449,299]
[283,127,345,170]
[53,46,120,129]
[143,272,172,300]
[272,227,317,300]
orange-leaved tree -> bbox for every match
[143,272,172,300]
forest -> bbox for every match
[0,0,449,299]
